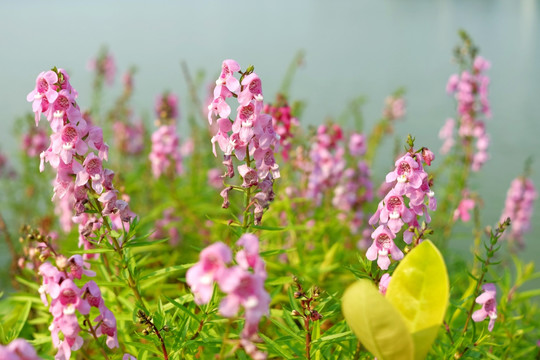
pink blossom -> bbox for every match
[238,164,259,188]
[472,283,497,331]
[379,273,391,295]
[218,266,270,338]
[186,242,232,304]
[236,234,266,278]
[453,197,475,222]
[385,154,423,195]
[216,59,241,93]
[94,308,119,349]
[238,73,263,106]
[1,338,43,360]
[366,226,403,270]
[27,71,59,126]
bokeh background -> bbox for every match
[1,1,539,270]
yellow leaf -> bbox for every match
[342,279,414,360]
[386,240,449,360]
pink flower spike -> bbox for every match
[472,283,497,331]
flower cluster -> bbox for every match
[367,146,436,270]
[472,283,497,331]
[208,60,279,225]
[186,234,270,359]
[499,176,537,247]
[38,254,118,359]
[332,133,373,234]
[444,56,491,171]
[263,94,298,160]
[0,339,43,360]
[306,124,346,205]
[149,93,183,178]
[27,69,135,253]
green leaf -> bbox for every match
[386,240,449,360]
[7,301,32,342]
[342,279,414,360]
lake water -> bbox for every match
[0,1,539,280]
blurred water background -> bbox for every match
[0,1,539,282]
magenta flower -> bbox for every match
[186,242,232,305]
[472,283,497,331]
[366,225,403,270]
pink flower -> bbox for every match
[68,255,96,279]
[366,226,403,270]
[75,153,104,194]
[472,283,497,331]
[27,71,59,126]
[379,274,391,295]
[83,280,105,310]
[94,308,119,349]
[218,266,270,338]
[236,234,266,278]
[238,73,263,106]
[238,164,259,188]
[385,154,423,195]
[216,59,241,93]
[186,242,232,304]
[453,197,475,222]
[2,338,43,360]
[50,279,90,318]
